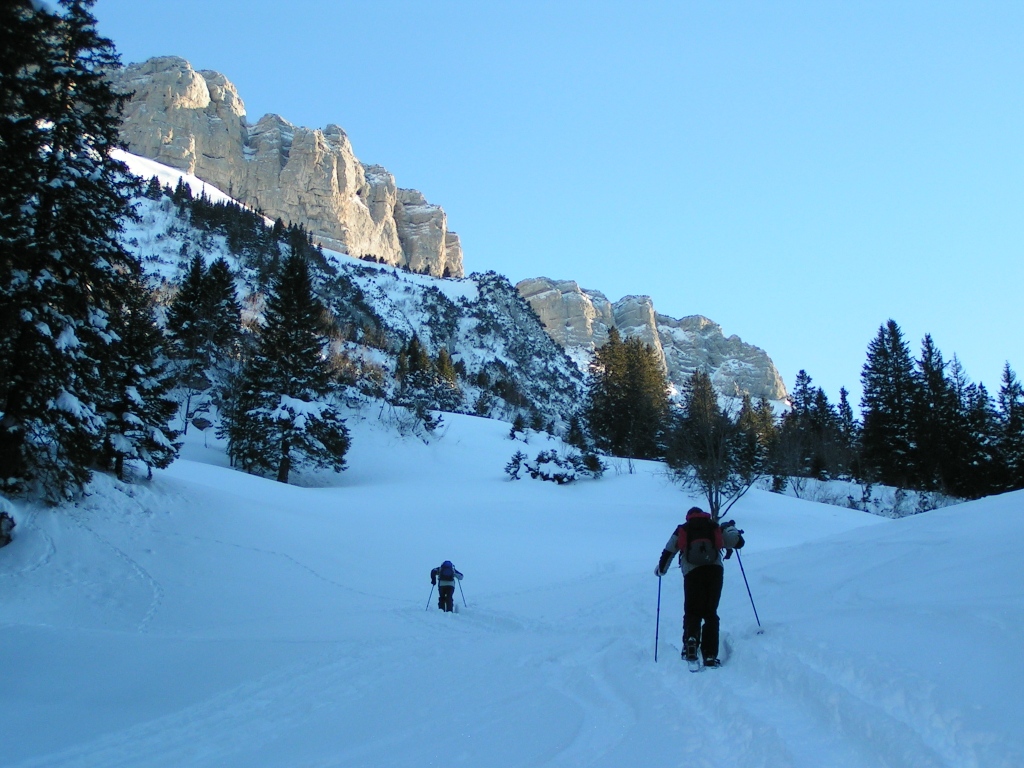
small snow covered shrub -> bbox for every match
[516,450,606,484]
[505,451,527,480]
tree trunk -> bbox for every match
[277,434,291,483]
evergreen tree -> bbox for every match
[100,268,180,479]
[143,175,162,200]
[837,387,860,478]
[996,363,1024,490]
[790,370,817,415]
[940,355,988,498]
[774,370,848,480]
[911,334,960,492]
[435,347,457,385]
[221,250,349,483]
[204,257,242,352]
[860,320,919,487]
[0,0,139,499]
[961,382,1002,498]
[165,255,242,430]
[584,328,668,461]
[201,256,242,404]
[530,410,546,432]
[738,395,778,462]
[165,254,211,429]
[405,334,432,377]
[566,414,588,449]
[775,370,817,477]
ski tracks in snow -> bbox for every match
[667,624,1019,768]
[7,566,1018,767]
[0,505,56,579]
[2,651,371,768]
[530,578,1018,768]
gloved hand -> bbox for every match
[655,549,673,576]
[735,534,745,549]
[431,577,436,586]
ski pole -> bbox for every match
[735,549,763,634]
[457,579,467,608]
[425,584,434,611]
[655,575,662,662]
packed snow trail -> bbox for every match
[1,414,1022,767]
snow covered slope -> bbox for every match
[1,414,1021,767]
[117,149,586,429]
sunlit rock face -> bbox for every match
[111,56,463,277]
[517,277,788,402]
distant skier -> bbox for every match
[430,560,464,612]
[654,507,745,667]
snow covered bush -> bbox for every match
[515,450,606,484]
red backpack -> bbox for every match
[677,512,723,566]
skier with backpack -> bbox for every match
[654,507,745,668]
[430,560,464,612]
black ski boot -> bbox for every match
[684,637,701,671]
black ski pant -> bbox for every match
[683,564,724,660]
[438,585,455,612]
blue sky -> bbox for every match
[94,0,1024,407]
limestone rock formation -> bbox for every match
[110,56,462,277]
[517,277,788,402]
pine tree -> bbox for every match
[961,382,1002,498]
[202,256,242,404]
[221,250,349,483]
[997,363,1024,491]
[435,347,457,385]
[774,370,847,480]
[775,370,817,477]
[584,328,668,461]
[566,414,588,449]
[860,320,919,487]
[790,370,816,415]
[405,334,432,377]
[942,355,987,498]
[100,268,180,479]
[739,395,778,460]
[143,175,162,200]
[165,254,211,429]
[910,334,960,492]
[837,387,860,478]
[165,255,242,430]
[0,1,139,499]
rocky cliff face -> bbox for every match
[111,56,463,278]
[517,277,788,402]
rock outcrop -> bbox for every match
[517,277,788,402]
[111,56,463,277]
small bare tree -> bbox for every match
[666,371,768,520]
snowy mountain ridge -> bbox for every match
[119,150,587,431]
[111,57,788,406]
[519,276,788,403]
[118,149,785,430]
[111,56,463,278]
